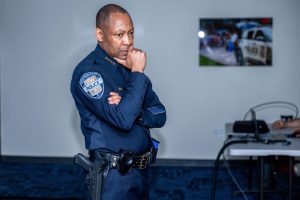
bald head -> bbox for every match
[95,4,134,60]
[96,4,130,31]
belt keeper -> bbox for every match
[110,155,119,168]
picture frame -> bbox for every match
[199,18,273,67]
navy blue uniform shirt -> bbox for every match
[71,44,166,154]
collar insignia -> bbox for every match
[104,56,116,65]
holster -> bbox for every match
[74,153,108,200]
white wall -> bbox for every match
[0,2,2,156]
[0,0,299,159]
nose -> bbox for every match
[123,33,133,46]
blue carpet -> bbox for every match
[0,160,297,200]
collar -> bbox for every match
[94,44,119,72]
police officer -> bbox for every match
[70,4,166,200]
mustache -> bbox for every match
[119,49,128,52]
[119,46,134,52]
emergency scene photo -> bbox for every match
[199,17,273,66]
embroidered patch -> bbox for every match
[147,106,165,115]
[79,72,104,99]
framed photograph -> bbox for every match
[199,17,273,67]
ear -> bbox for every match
[96,28,104,42]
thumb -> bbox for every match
[114,57,126,65]
[114,57,131,69]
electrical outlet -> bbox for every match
[213,127,225,136]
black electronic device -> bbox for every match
[233,109,269,134]
[233,120,270,133]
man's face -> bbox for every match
[97,12,134,60]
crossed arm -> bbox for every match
[272,118,300,134]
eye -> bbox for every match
[115,33,123,38]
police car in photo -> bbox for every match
[235,26,272,65]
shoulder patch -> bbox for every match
[79,72,104,99]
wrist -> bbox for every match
[131,66,144,73]
[131,69,144,73]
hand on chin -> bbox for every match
[113,55,131,69]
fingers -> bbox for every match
[272,121,279,128]
[130,49,146,73]
[272,120,284,129]
[108,92,121,105]
[127,48,143,59]
[133,48,142,52]
[114,47,146,73]
[127,47,140,52]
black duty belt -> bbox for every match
[89,148,156,175]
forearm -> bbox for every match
[75,72,149,131]
[138,105,167,128]
[136,82,166,128]
[286,118,300,128]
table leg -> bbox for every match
[260,157,264,200]
[248,156,253,190]
[289,157,294,200]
